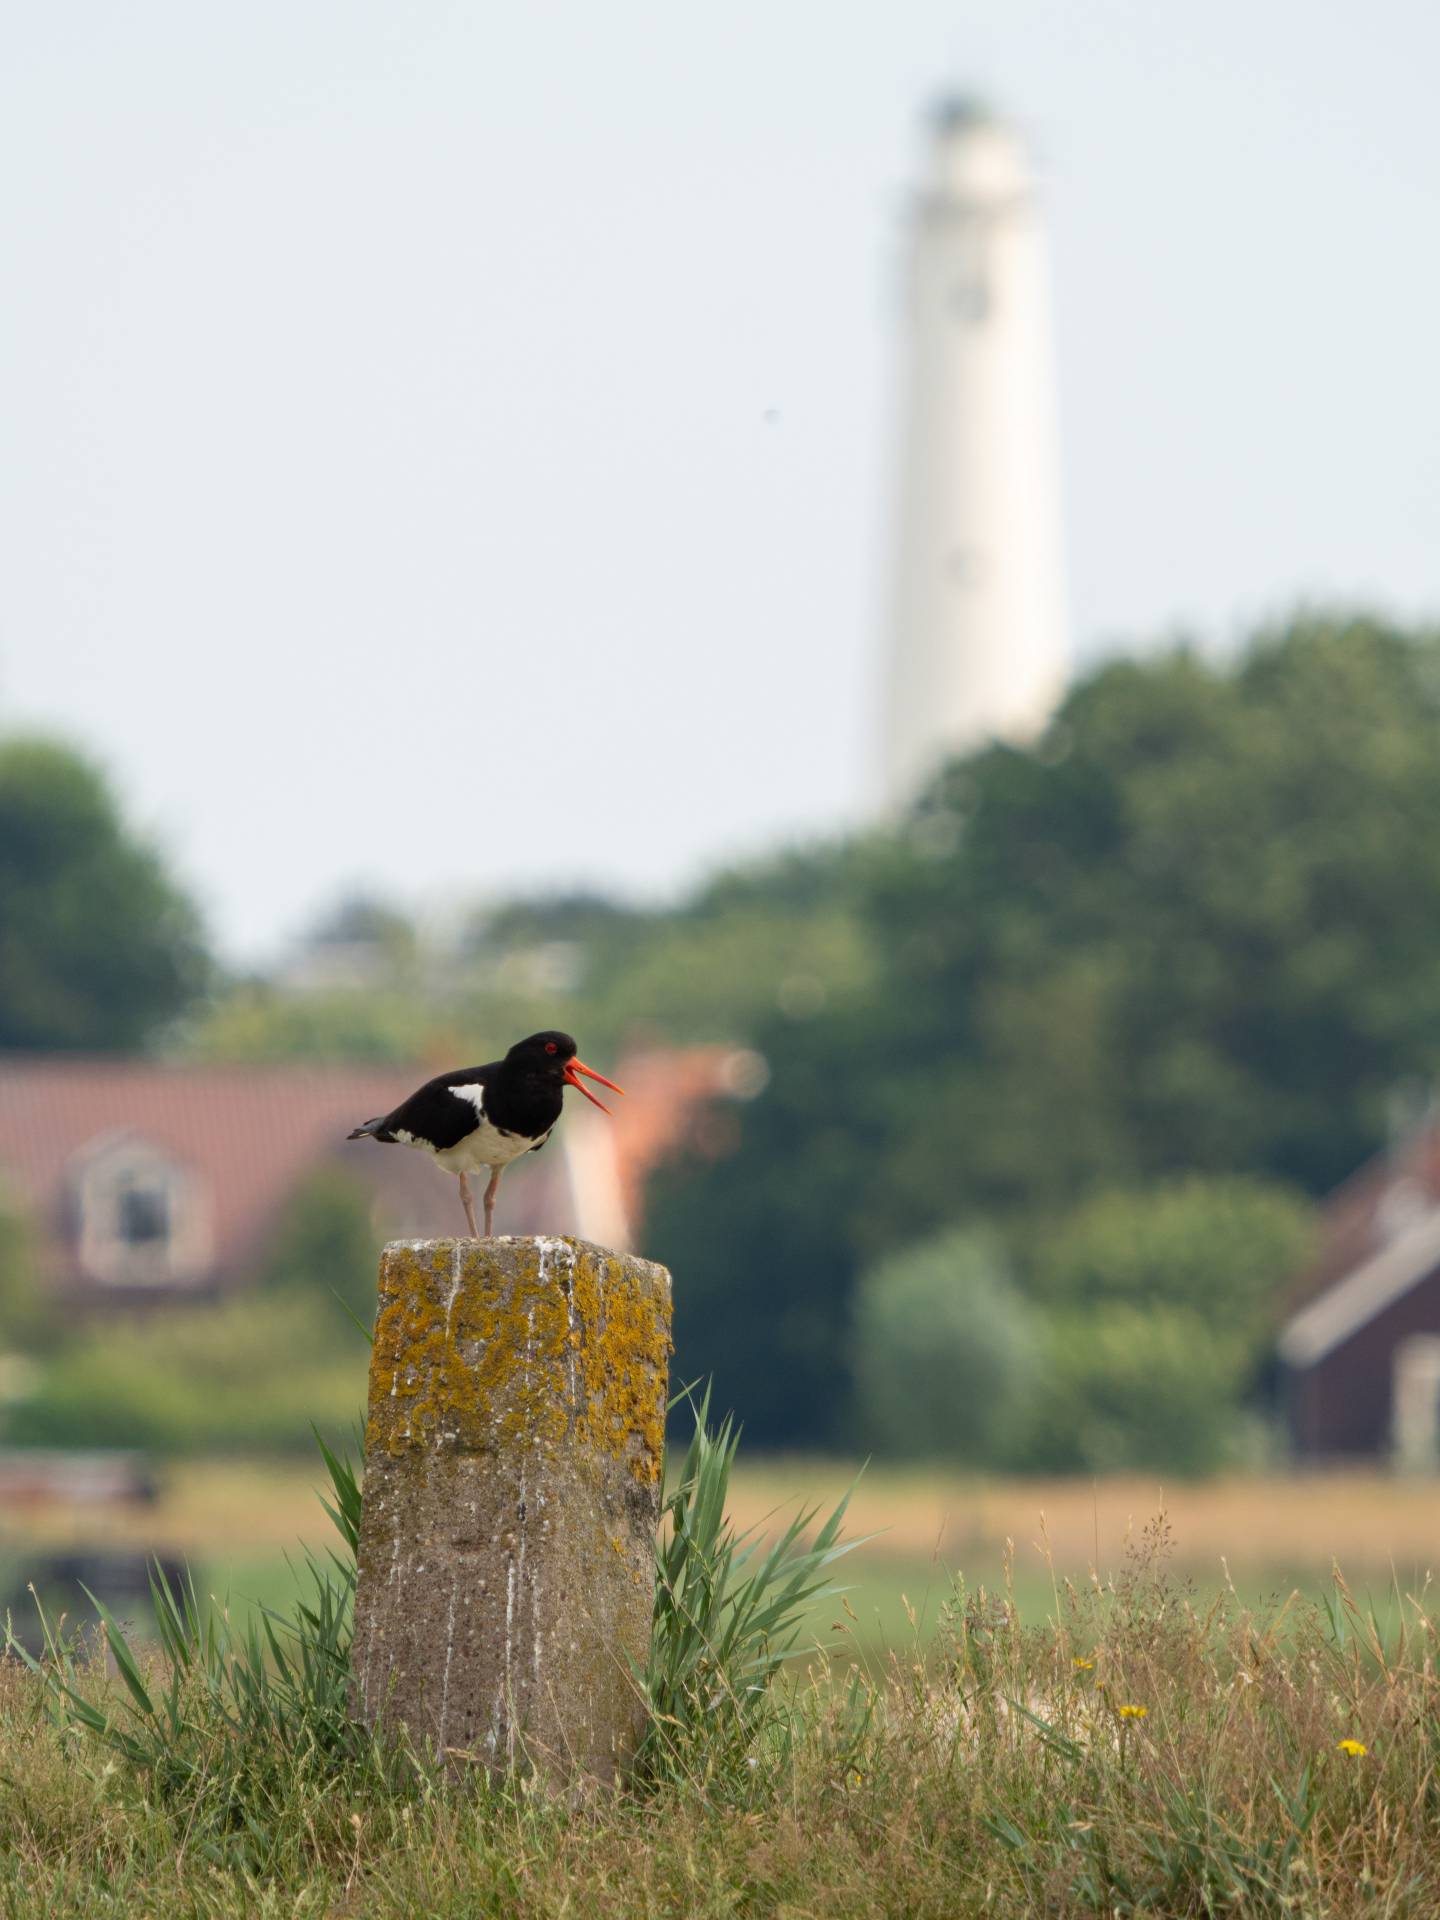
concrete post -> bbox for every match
[351,1236,672,1783]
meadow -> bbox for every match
[2,1445,1438,1916]
[11,1456,1437,1653]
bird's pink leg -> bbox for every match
[458,1171,479,1238]
[482,1166,502,1237]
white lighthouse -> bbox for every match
[878,99,1070,809]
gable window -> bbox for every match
[69,1134,213,1289]
[117,1181,171,1246]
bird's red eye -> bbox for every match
[545,1041,558,1054]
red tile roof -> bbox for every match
[1286,1121,1440,1316]
[0,1046,747,1299]
[0,1058,428,1293]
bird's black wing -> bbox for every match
[371,1062,502,1149]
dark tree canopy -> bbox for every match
[0,738,210,1052]
[647,613,1440,1447]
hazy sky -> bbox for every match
[3,2,1437,959]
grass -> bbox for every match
[3,1506,1439,1915]
[5,1441,1440,1914]
[639,1391,860,1782]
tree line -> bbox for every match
[3,610,1437,1465]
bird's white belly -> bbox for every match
[420,1121,541,1174]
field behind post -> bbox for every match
[8,1458,1434,1654]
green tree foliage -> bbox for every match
[1025,1177,1314,1334]
[191,846,878,1066]
[648,1007,891,1449]
[1023,1305,1251,1475]
[257,1166,380,1327]
[873,614,1440,1207]
[650,613,1430,1451]
[842,1188,1309,1473]
[850,1231,1038,1464]
[0,738,209,1051]
[0,1203,47,1353]
[305,892,418,963]
[1011,1179,1313,1473]
[8,1295,363,1454]
[188,983,438,1065]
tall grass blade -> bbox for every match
[637,1383,864,1785]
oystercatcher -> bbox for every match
[346,1030,623,1237]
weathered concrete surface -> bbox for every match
[351,1236,671,1783]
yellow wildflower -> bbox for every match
[1336,1739,1367,1757]
[1072,1657,1094,1671]
[1116,1704,1148,1720]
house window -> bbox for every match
[69,1134,213,1289]
[117,1182,171,1247]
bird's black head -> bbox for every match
[504,1031,625,1115]
[506,1030,580,1071]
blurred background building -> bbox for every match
[1280,1115,1440,1467]
[0,1048,752,1308]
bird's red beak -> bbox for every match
[564,1056,625,1115]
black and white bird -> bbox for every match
[346,1030,624,1238]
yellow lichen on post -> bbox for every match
[365,1238,668,1482]
[352,1237,671,1785]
